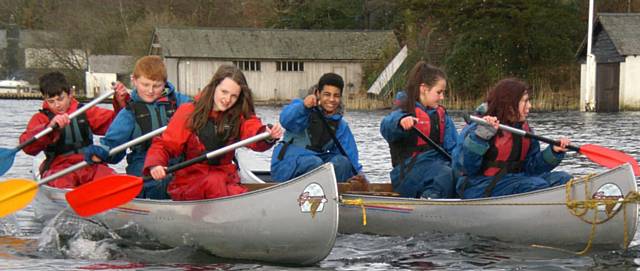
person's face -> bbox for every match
[317,85,341,115]
[420,78,446,108]
[518,93,531,121]
[213,78,241,112]
[45,91,72,114]
[132,75,165,103]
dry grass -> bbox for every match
[342,88,579,111]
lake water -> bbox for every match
[1,99,640,270]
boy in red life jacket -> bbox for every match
[380,62,458,199]
[143,65,284,201]
[453,78,572,199]
[20,72,124,188]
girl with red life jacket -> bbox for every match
[380,62,458,199]
[143,65,283,201]
[453,78,572,199]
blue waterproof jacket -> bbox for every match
[91,82,191,175]
[271,99,362,181]
[380,102,458,160]
[452,122,566,198]
[380,102,458,198]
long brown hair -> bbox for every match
[485,78,529,126]
[188,65,255,139]
[402,61,446,113]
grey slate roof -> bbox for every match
[578,13,640,58]
[599,13,640,55]
[88,55,136,73]
[151,27,399,60]
[0,29,70,49]
[19,30,61,48]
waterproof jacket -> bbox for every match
[453,122,565,198]
[270,98,362,182]
[20,98,116,188]
[380,102,458,198]
[380,102,457,165]
[143,102,274,201]
[92,82,191,176]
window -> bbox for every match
[233,60,261,71]
[276,61,304,72]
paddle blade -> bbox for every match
[579,144,640,176]
[66,174,143,217]
[0,148,18,176]
[0,179,38,217]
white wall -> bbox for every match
[580,63,587,111]
[620,56,640,109]
[173,59,363,101]
[85,72,116,98]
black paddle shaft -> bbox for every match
[468,115,580,152]
[411,127,452,161]
[142,131,271,182]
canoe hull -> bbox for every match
[234,151,638,250]
[339,164,638,250]
[33,163,340,266]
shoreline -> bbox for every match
[0,94,599,112]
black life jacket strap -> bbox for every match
[277,138,294,161]
[312,108,357,175]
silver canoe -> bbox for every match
[32,158,340,266]
[236,148,639,250]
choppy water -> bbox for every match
[1,99,640,270]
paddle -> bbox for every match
[468,115,640,176]
[0,126,166,218]
[0,90,116,176]
[66,130,273,217]
[411,127,452,161]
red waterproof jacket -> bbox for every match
[20,98,116,188]
[143,103,274,201]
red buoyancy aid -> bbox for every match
[412,105,446,156]
[389,105,447,167]
[482,122,531,176]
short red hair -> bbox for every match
[132,56,167,82]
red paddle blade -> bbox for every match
[579,144,640,176]
[66,174,143,217]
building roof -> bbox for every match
[88,55,135,73]
[19,30,61,48]
[0,29,74,49]
[577,13,640,58]
[150,27,399,60]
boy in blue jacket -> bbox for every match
[271,73,364,183]
[84,56,191,199]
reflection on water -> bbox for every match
[0,100,640,270]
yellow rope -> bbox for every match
[341,198,367,226]
[340,173,640,255]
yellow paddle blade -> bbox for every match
[0,179,38,217]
